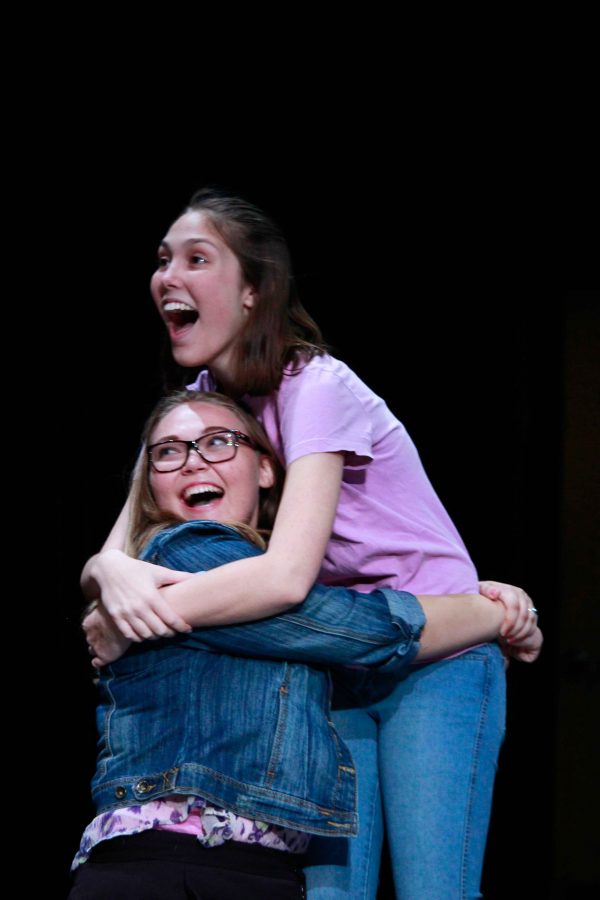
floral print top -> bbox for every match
[71,795,311,869]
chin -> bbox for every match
[172,349,204,369]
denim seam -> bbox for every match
[460,653,491,900]
[265,664,290,787]
[276,614,401,646]
[93,765,356,817]
[325,718,357,812]
[359,757,381,900]
[96,672,117,780]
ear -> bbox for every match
[258,455,276,489]
[241,282,257,313]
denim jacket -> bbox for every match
[91,522,424,836]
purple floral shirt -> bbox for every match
[72,795,311,869]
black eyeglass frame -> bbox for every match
[147,430,256,472]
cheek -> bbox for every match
[150,475,175,509]
[236,466,262,514]
[150,273,162,304]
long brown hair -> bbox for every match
[126,390,284,557]
[182,186,328,396]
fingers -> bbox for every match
[479,580,501,600]
[507,646,541,663]
[503,597,538,641]
[506,642,542,663]
[111,601,190,641]
[87,641,109,668]
[479,580,538,641]
[505,607,538,642]
[505,626,543,664]
[153,565,197,585]
[91,556,195,640]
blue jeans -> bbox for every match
[305,643,506,900]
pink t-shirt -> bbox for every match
[189,355,479,596]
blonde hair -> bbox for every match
[125,391,283,557]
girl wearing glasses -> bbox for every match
[74,390,538,899]
[83,189,542,899]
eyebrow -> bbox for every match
[152,427,235,443]
[158,237,219,251]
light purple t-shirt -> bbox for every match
[189,355,478,595]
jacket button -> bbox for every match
[114,786,126,799]
[135,780,152,794]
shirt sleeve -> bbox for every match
[176,584,424,675]
[144,522,424,673]
[278,363,374,466]
[144,521,263,572]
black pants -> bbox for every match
[68,830,306,899]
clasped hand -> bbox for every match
[82,549,194,665]
[479,580,543,663]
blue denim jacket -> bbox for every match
[91,522,424,836]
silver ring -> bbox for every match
[528,607,538,615]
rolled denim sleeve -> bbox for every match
[144,522,425,671]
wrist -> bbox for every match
[483,594,505,636]
[92,547,126,581]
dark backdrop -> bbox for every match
[55,167,598,897]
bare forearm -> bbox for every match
[101,498,131,551]
[80,554,102,602]
[416,593,504,661]
[80,499,131,601]
[162,453,344,627]
[161,551,307,626]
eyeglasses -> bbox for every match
[148,430,256,472]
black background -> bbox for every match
[50,146,598,898]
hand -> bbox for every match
[479,579,538,642]
[503,625,543,664]
[83,604,132,667]
[88,549,194,641]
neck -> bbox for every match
[208,361,240,397]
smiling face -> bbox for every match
[150,211,256,383]
[148,401,275,529]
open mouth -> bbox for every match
[163,301,199,330]
[183,485,224,508]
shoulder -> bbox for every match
[141,521,264,572]
[273,355,384,463]
[281,354,379,407]
[285,353,356,383]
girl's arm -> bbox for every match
[417,592,542,663]
[86,454,540,657]
[91,452,345,640]
[80,500,129,601]
[86,588,542,668]
[101,497,131,551]
[81,496,194,638]
[163,452,345,624]
[85,522,542,667]
[479,579,538,642]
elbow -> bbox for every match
[264,564,313,611]
[80,554,98,594]
[276,580,309,610]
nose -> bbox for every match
[181,445,210,473]
[156,257,183,291]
